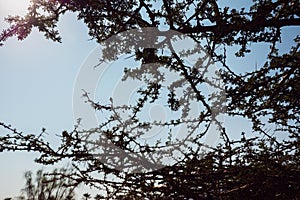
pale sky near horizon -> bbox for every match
[0,0,299,199]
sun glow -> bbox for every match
[0,0,31,17]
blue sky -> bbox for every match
[0,1,97,198]
[0,0,299,199]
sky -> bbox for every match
[0,0,97,198]
[0,0,299,199]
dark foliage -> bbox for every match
[0,0,299,199]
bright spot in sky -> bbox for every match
[0,0,31,17]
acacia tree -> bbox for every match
[0,0,300,199]
[16,168,76,200]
